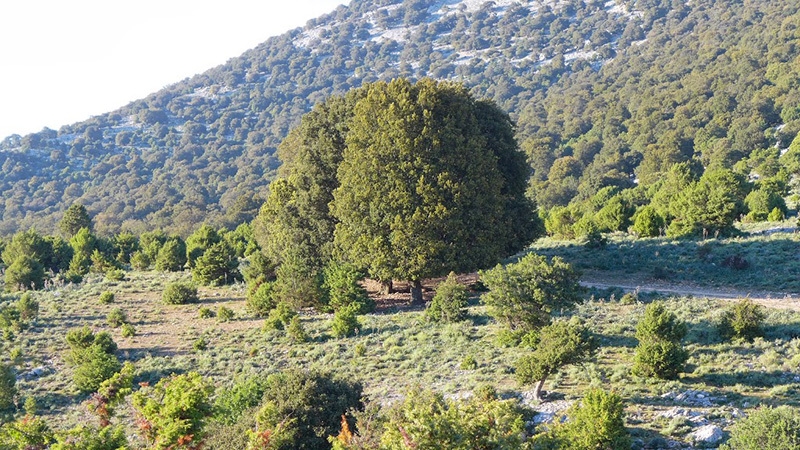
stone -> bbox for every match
[690,424,724,445]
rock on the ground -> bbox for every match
[690,424,724,445]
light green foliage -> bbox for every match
[481,253,582,332]
[105,269,125,281]
[121,323,136,338]
[633,302,688,379]
[5,255,45,292]
[99,291,115,304]
[379,389,525,449]
[213,376,268,425]
[287,316,309,342]
[69,228,97,276]
[198,307,215,319]
[51,425,128,450]
[194,336,208,352]
[322,262,373,313]
[112,232,139,265]
[2,229,52,269]
[130,251,151,270]
[535,389,630,450]
[217,306,234,322]
[768,206,785,221]
[132,372,214,450]
[333,79,539,296]
[516,320,596,401]
[71,344,122,394]
[186,224,222,269]
[331,304,362,338]
[106,308,127,327]
[273,250,323,309]
[155,238,187,272]
[719,298,766,341]
[59,203,92,238]
[667,168,747,238]
[0,363,16,411]
[264,302,297,331]
[0,414,54,449]
[162,282,199,305]
[192,241,242,286]
[721,406,800,450]
[745,185,786,221]
[426,272,468,323]
[247,370,362,450]
[246,280,276,317]
[632,205,664,237]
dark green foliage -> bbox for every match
[2,229,52,268]
[130,251,151,270]
[666,169,747,238]
[198,307,215,319]
[720,406,800,450]
[481,253,583,332]
[719,298,766,341]
[248,370,363,450]
[272,250,324,309]
[286,316,309,343]
[132,372,214,450]
[68,228,97,276]
[331,304,361,338]
[71,344,122,394]
[0,364,16,412]
[632,206,664,238]
[426,272,468,323]
[322,262,373,313]
[192,241,241,286]
[516,321,596,401]
[43,235,73,273]
[633,302,688,379]
[264,301,297,331]
[16,293,38,322]
[155,238,187,272]
[4,256,45,291]
[535,389,630,450]
[379,389,525,449]
[194,336,208,352]
[59,204,92,238]
[162,282,199,305]
[186,224,222,269]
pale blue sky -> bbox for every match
[0,0,346,139]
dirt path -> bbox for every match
[581,278,800,311]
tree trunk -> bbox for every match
[533,378,547,402]
[410,279,424,306]
[380,279,394,295]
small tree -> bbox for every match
[536,389,631,450]
[246,280,277,317]
[632,205,664,237]
[5,256,45,291]
[133,372,214,450]
[163,282,199,305]
[515,321,597,401]
[0,363,16,412]
[192,242,242,286]
[720,406,800,450]
[426,272,468,323]
[71,344,122,394]
[331,304,361,338]
[633,302,688,379]
[155,238,187,272]
[719,298,766,341]
[481,254,583,333]
[60,204,93,238]
[322,262,373,313]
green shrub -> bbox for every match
[72,345,122,394]
[0,414,54,449]
[460,354,478,370]
[194,336,208,352]
[536,389,631,450]
[217,306,234,322]
[106,308,127,328]
[633,302,688,379]
[721,406,800,450]
[321,262,374,313]
[768,206,785,222]
[0,364,16,412]
[264,302,296,331]
[130,251,151,270]
[16,293,38,322]
[105,269,125,281]
[331,304,361,338]
[426,272,468,323]
[192,242,242,286]
[162,282,199,305]
[51,425,128,450]
[719,298,766,341]
[99,291,115,304]
[632,205,664,237]
[121,323,136,338]
[286,316,309,343]
[154,238,187,272]
[5,256,46,292]
[198,307,215,319]
[245,280,276,317]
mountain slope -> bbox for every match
[1,0,799,236]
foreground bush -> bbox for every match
[162,282,199,305]
[426,272,468,323]
[721,406,800,450]
[718,298,765,341]
[534,389,630,450]
[633,302,688,379]
[65,327,121,393]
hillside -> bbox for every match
[2,0,800,236]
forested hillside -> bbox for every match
[2,0,800,237]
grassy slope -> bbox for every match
[11,269,800,446]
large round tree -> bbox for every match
[332,79,539,304]
[256,79,540,305]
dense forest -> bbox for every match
[3,0,800,237]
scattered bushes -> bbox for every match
[535,389,630,450]
[426,272,468,323]
[162,282,199,305]
[633,302,688,379]
[65,327,121,393]
[719,298,765,341]
[720,406,800,450]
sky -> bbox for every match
[0,0,347,139]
